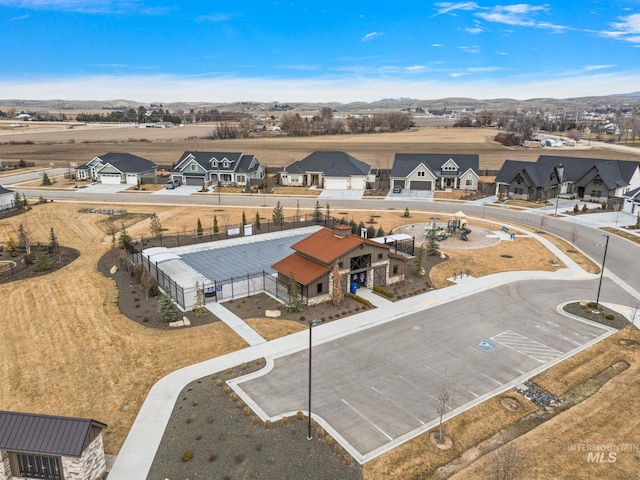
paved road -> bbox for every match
[234,278,621,460]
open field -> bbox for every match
[2,124,639,170]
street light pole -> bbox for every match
[593,234,610,313]
[554,163,564,216]
[307,318,319,440]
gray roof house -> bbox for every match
[75,153,158,185]
[170,151,265,187]
[495,155,640,202]
[0,410,107,480]
[0,185,14,211]
[623,186,640,215]
[389,154,480,191]
[279,151,373,190]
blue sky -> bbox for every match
[1,1,639,103]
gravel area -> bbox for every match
[147,363,362,480]
[562,301,630,330]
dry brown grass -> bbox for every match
[363,393,538,480]
[244,318,307,340]
[602,226,640,245]
[449,327,640,480]
[430,236,565,288]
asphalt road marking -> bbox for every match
[447,353,502,386]
[371,385,425,425]
[341,398,393,441]
[491,330,563,363]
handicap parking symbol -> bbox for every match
[477,341,495,350]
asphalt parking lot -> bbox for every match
[235,278,623,462]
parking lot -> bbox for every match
[235,278,622,462]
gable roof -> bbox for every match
[390,154,479,178]
[291,227,389,264]
[0,185,14,195]
[173,151,262,174]
[92,153,156,174]
[285,152,371,177]
[0,410,107,457]
[272,254,330,285]
[624,186,640,201]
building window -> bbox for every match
[377,253,383,260]
[417,171,425,177]
[514,187,524,195]
[465,179,472,186]
[317,283,323,294]
[237,175,245,183]
[190,164,198,171]
[338,262,343,268]
[591,190,602,198]
[392,265,398,274]
[16,453,62,480]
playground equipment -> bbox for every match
[447,211,472,240]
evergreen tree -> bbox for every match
[241,211,247,228]
[403,207,410,217]
[22,194,28,206]
[48,227,59,252]
[272,201,285,225]
[34,248,50,272]
[295,199,301,222]
[376,226,385,237]
[5,237,18,257]
[255,212,261,232]
[285,273,304,312]
[349,219,357,234]
[196,217,203,236]
[312,201,322,224]
[366,225,376,239]
[14,192,23,209]
[426,230,441,256]
[358,220,366,237]
[118,222,131,248]
[325,203,331,225]
[159,294,182,323]
[414,243,426,275]
[41,172,52,186]
[213,215,219,233]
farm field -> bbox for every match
[2,123,638,170]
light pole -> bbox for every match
[307,318,320,440]
[554,163,564,216]
[593,234,610,314]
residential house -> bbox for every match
[0,186,14,211]
[279,151,374,190]
[623,186,640,216]
[75,153,158,185]
[272,224,407,305]
[494,155,640,203]
[389,154,480,191]
[170,151,265,188]
[0,410,107,480]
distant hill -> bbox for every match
[1,93,639,114]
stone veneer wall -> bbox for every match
[60,434,106,480]
[0,450,11,480]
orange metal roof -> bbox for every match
[291,227,389,264]
[272,253,330,285]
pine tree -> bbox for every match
[255,212,261,232]
[159,294,182,323]
[325,203,331,225]
[295,199,301,222]
[414,243,426,275]
[48,227,59,252]
[14,192,23,209]
[312,201,322,223]
[349,219,357,234]
[426,230,440,256]
[213,215,219,233]
[272,201,285,225]
[118,222,131,248]
[285,273,304,312]
[34,248,50,271]
[403,207,410,217]
[241,211,247,228]
[366,225,376,238]
[376,226,385,237]
[41,172,52,186]
[196,217,203,236]
[5,237,18,257]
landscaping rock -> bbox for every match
[513,380,562,407]
[265,309,282,318]
[183,317,191,326]
[169,320,184,328]
[110,265,118,275]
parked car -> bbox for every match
[393,185,402,193]
[165,179,181,189]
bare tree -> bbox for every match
[436,382,453,443]
[140,269,157,301]
[538,214,548,233]
[491,442,523,480]
[569,226,580,252]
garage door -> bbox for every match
[100,174,122,184]
[184,176,204,186]
[410,180,432,190]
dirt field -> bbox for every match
[2,123,638,171]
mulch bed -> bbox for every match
[0,246,80,284]
[562,302,630,330]
[147,362,362,480]
[97,251,220,329]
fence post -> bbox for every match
[231,276,234,298]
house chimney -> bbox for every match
[334,224,351,237]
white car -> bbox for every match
[165,179,181,189]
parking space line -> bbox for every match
[341,398,393,441]
[446,354,502,386]
[371,386,425,425]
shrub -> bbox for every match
[215,378,223,386]
[582,204,589,213]
[255,358,263,365]
[252,415,259,425]
[325,434,334,446]
[373,285,394,298]
[230,392,238,402]
[281,416,289,426]
[243,406,251,416]
[224,386,231,394]
[334,444,343,455]
[343,454,353,466]
[316,425,325,438]
[573,204,579,214]
[264,420,272,429]
[347,292,373,308]
[605,314,615,320]
[296,411,304,421]
[236,400,244,409]
[240,362,247,370]
[181,450,193,462]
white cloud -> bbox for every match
[362,31,382,42]
[458,45,481,53]
[466,27,484,34]
[433,2,479,17]
[476,4,567,32]
[603,14,640,43]
[197,12,233,22]
[0,0,165,14]
[431,43,446,47]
